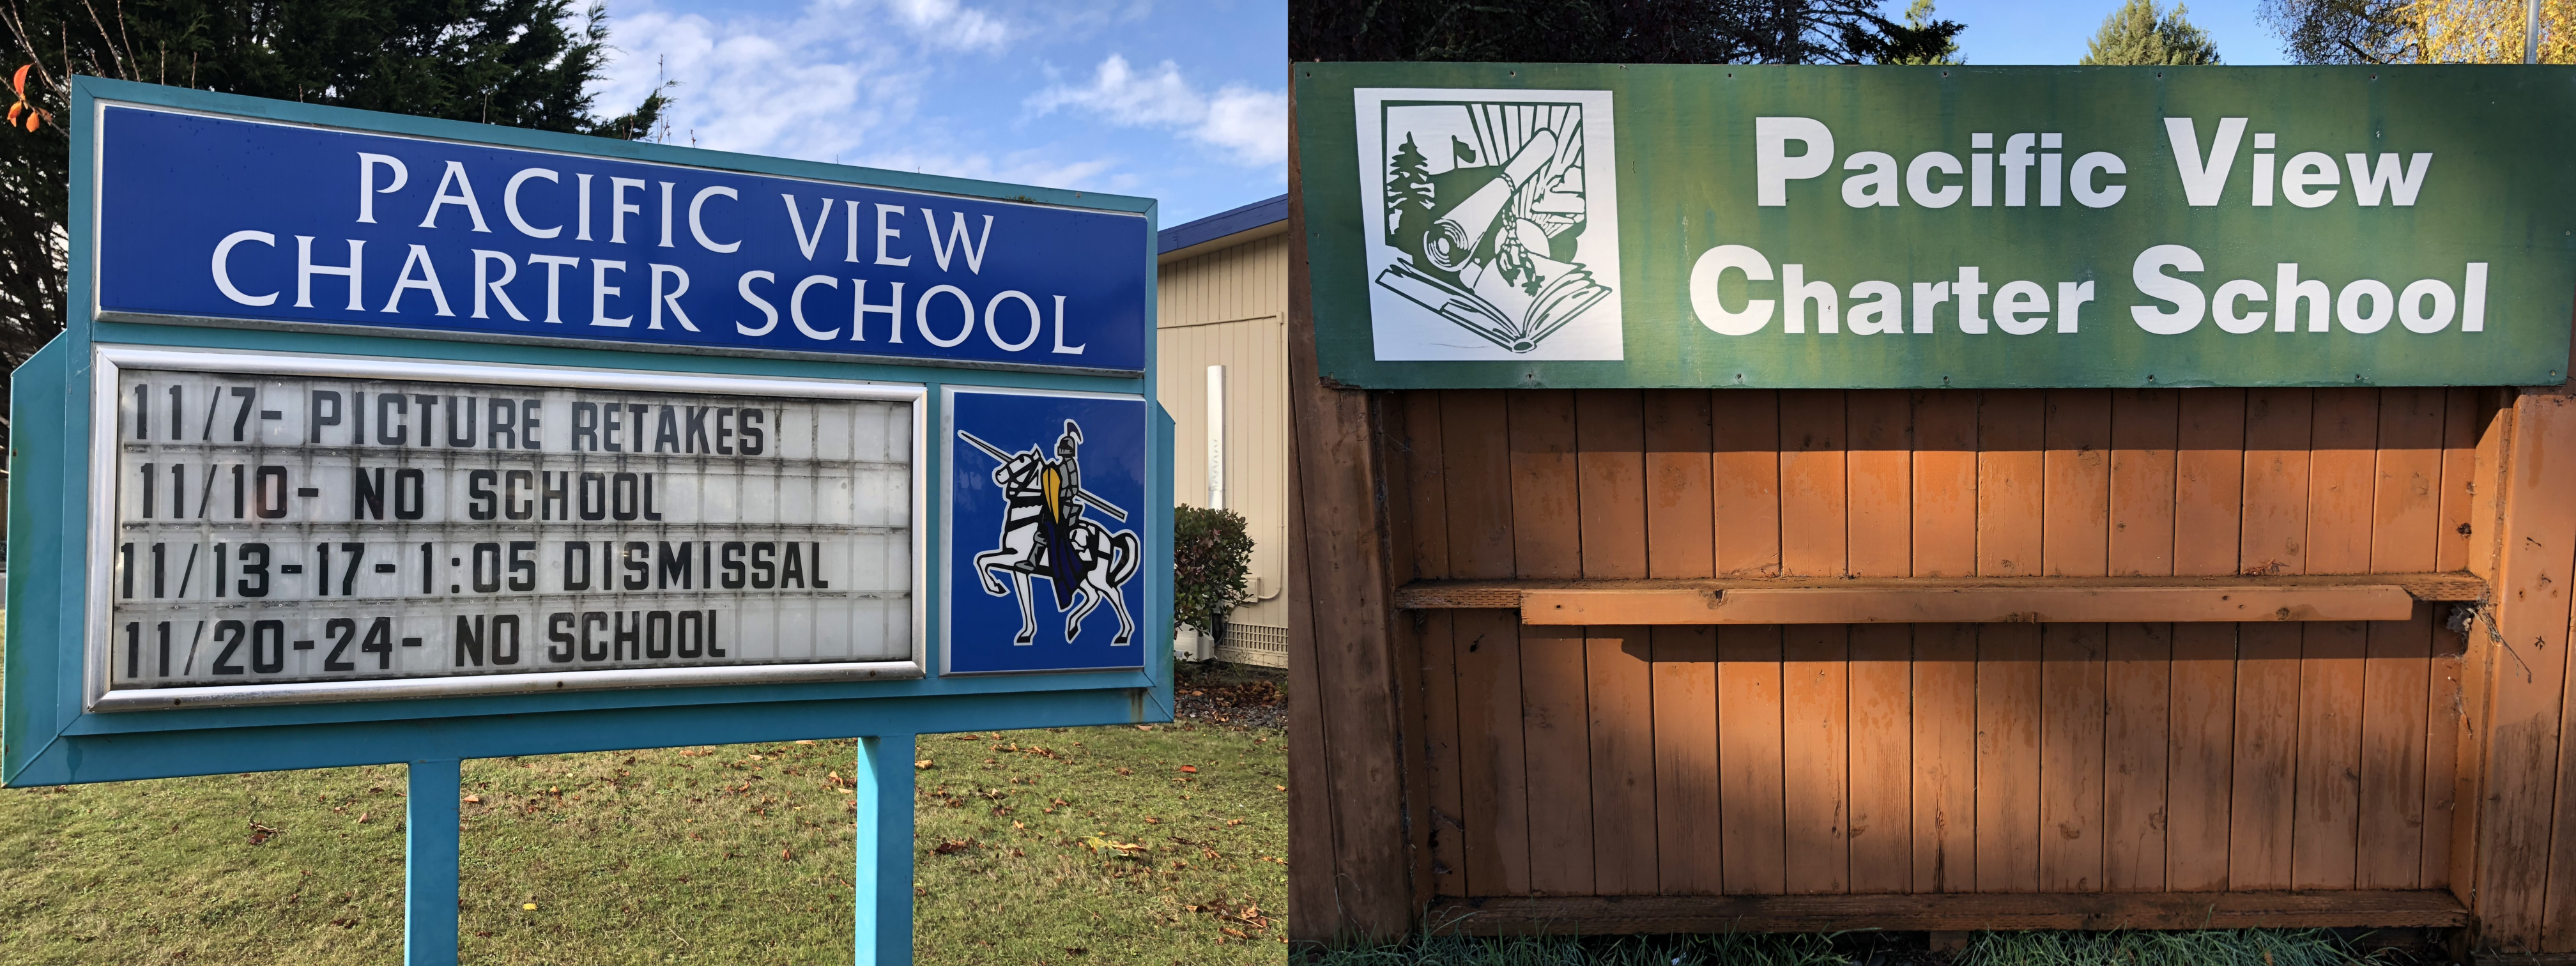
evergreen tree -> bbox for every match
[1384,133,1434,244]
[0,0,674,371]
[2081,0,2223,65]
[1887,0,1965,64]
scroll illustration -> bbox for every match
[1375,100,1613,354]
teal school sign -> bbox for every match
[5,77,1170,966]
[1294,63,2576,389]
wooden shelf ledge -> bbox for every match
[1427,889,2469,935]
[1395,573,2488,625]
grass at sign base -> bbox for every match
[0,710,1287,964]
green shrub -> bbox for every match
[1174,505,1256,645]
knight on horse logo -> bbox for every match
[960,420,1142,647]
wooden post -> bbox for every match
[1285,72,1421,945]
[2460,364,2576,953]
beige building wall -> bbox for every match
[1156,231,1289,663]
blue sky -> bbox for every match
[576,0,2278,227]
[1930,0,2289,65]
[585,0,1288,227]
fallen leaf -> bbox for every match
[1144,816,1161,824]
[461,795,482,804]
[1135,724,1153,732]
[933,838,973,855]
[1178,765,1198,773]
[780,848,793,860]
[522,903,537,911]
[915,760,934,770]
[1223,927,1248,939]
[1226,819,1243,827]
[795,739,816,745]
[1275,785,1287,792]
[1116,768,1133,776]
[355,813,371,824]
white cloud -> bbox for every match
[1025,54,1285,167]
[885,0,1012,51]
[857,148,1126,193]
[583,0,1279,211]
[593,6,915,163]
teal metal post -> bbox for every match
[855,735,916,966]
[406,758,462,966]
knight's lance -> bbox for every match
[1422,128,1560,273]
[957,429,1013,464]
[955,429,1130,523]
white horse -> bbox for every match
[970,445,1142,646]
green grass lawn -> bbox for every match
[0,721,1287,965]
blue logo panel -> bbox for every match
[945,390,1149,674]
[94,105,1148,372]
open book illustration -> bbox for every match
[1377,101,1612,354]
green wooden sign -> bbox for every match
[1294,63,2576,389]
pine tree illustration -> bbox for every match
[1385,134,1436,244]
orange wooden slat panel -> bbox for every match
[1781,391,1850,578]
[2110,390,2180,578]
[1978,391,2046,577]
[1522,624,1597,895]
[1651,625,1724,894]
[2044,391,2115,578]
[2039,623,2110,891]
[1644,389,1718,579]
[1912,391,1980,578]
[1452,608,1532,896]
[2175,390,2249,578]
[2307,389,2380,574]
[1912,623,1981,893]
[2290,620,2368,890]
[2103,622,2173,892]
[2242,389,2315,576]
[1420,611,1470,898]
[1441,390,1517,579]
[2373,388,2448,575]
[1401,391,1452,581]
[1784,624,1852,894]
[1577,391,1650,580]
[1719,624,1788,894]
[2230,622,2303,891]
[2166,622,2239,892]
[1509,391,1582,581]
[1848,391,1914,578]
[1588,628,1660,894]
[2358,606,2434,890]
[1848,624,1913,893]
[1977,624,2044,893]
[1713,391,1784,578]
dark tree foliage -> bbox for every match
[1291,0,1966,66]
[0,0,673,374]
[2259,0,2416,64]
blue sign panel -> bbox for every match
[93,105,1149,372]
[944,388,1149,675]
